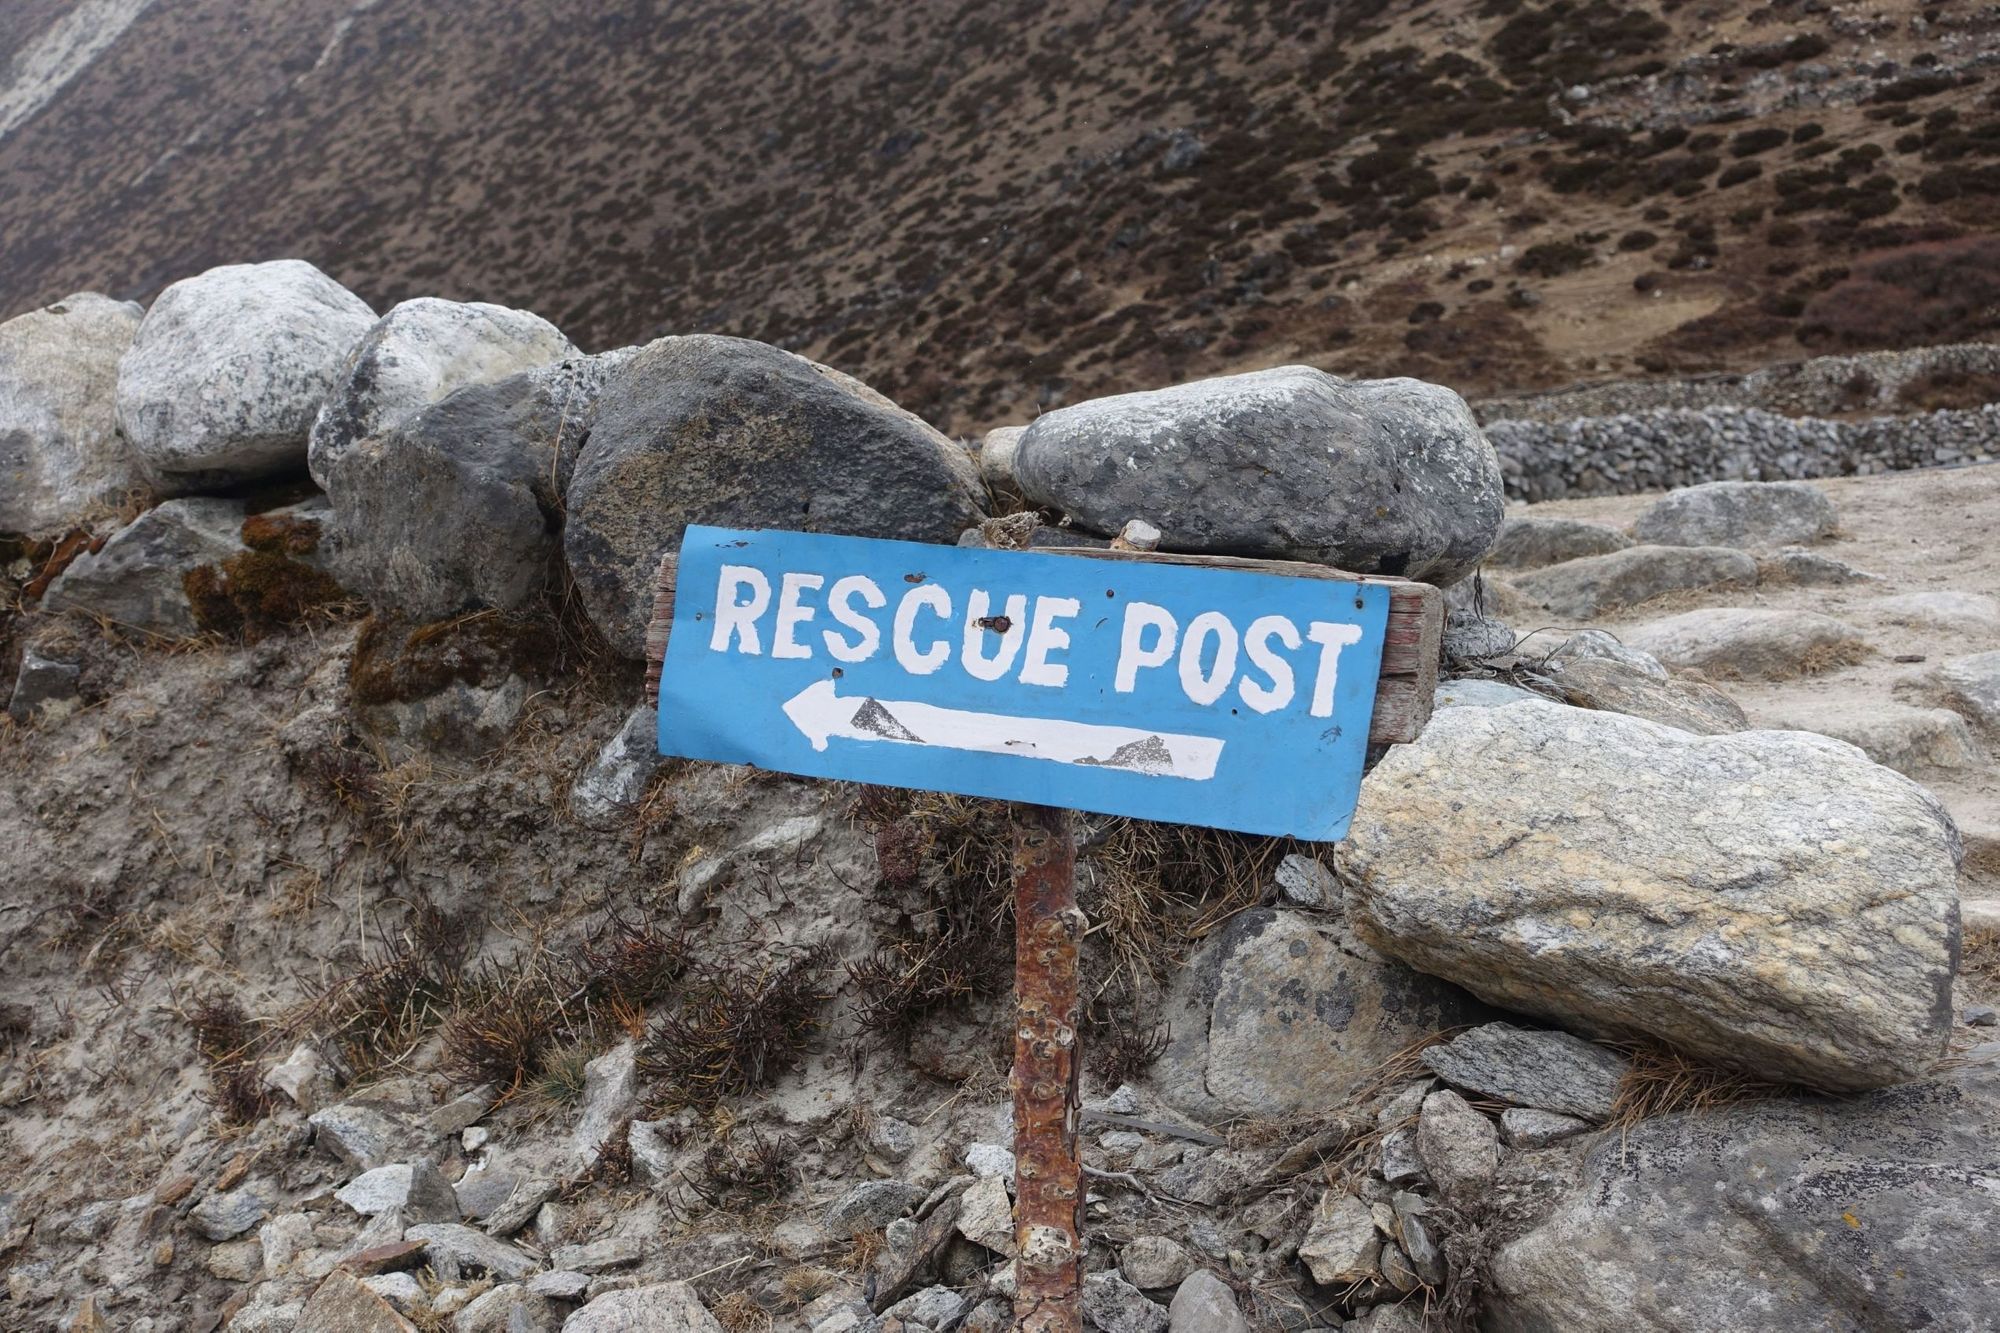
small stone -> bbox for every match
[963,1143,1017,1182]
[189,1188,268,1241]
[404,1223,538,1281]
[550,1235,643,1272]
[1499,1107,1594,1148]
[339,1239,428,1277]
[1082,1270,1171,1333]
[480,1177,557,1238]
[1098,1130,1146,1151]
[450,1283,557,1333]
[1167,1269,1248,1333]
[310,1102,433,1174]
[462,1128,490,1154]
[530,1270,591,1300]
[296,1271,421,1333]
[1380,1241,1420,1293]
[1093,1084,1141,1115]
[362,1272,424,1312]
[562,1282,727,1332]
[824,1180,925,1234]
[336,1165,417,1217]
[206,1238,264,1281]
[1392,1193,1445,1287]
[260,1211,317,1278]
[1298,1191,1380,1286]
[1273,853,1337,908]
[569,1041,639,1171]
[426,1086,498,1137]
[865,1116,919,1163]
[884,1284,966,1327]
[1968,1007,1999,1029]
[1416,1091,1501,1199]
[570,706,667,830]
[1421,1023,1630,1121]
[1121,1235,1196,1290]
[6,648,80,724]
[264,1044,335,1112]
[1378,1127,1426,1188]
[954,1174,1015,1257]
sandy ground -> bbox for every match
[1514,462,2000,904]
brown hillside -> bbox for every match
[0,0,1993,434]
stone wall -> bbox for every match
[1486,403,2000,502]
[1476,342,2000,424]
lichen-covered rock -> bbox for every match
[1153,908,1488,1119]
[564,335,987,656]
[1511,544,1757,618]
[42,497,246,633]
[116,260,375,486]
[1632,480,1836,549]
[1001,366,1502,585]
[325,355,617,618]
[307,297,575,486]
[1340,702,1960,1090]
[0,292,145,535]
[1489,1052,2000,1333]
[1487,516,1631,570]
[1627,607,1868,680]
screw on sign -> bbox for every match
[646,525,1442,1330]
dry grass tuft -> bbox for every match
[1796,637,1872,676]
[1607,1041,1787,1129]
[710,1290,774,1333]
[640,945,832,1111]
[692,1127,797,1206]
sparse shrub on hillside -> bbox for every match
[1899,368,2000,410]
[1800,236,2000,348]
[1730,128,1789,158]
[1515,240,1593,276]
[1717,161,1763,188]
[1617,229,1658,251]
[640,945,832,1111]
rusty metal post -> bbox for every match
[1009,802,1083,1333]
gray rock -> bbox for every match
[1378,1128,1425,1189]
[1341,702,1960,1090]
[1489,1054,2000,1332]
[1154,909,1487,1119]
[1537,655,1749,735]
[264,1043,336,1111]
[568,1040,639,1172]
[824,1179,926,1234]
[43,497,246,634]
[1391,1192,1444,1287]
[883,1285,965,1328]
[325,356,613,618]
[1434,678,1548,710]
[1082,1270,1170,1333]
[362,1272,425,1311]
[335,1165,418,1216]
[1931,652,2000,735]
[562,1282,726,1333]
[307,297,574,486]
[1272,853,1337,909]
[309,1101,433,1174]
[1415,1090,1499,1198]
[403,1222,537,1281]
[425,1085,498,1137]
[1871,590,2000,635]
[1487,516,1632,570]
[1516,628,1668,679]
[1511,545,1758,618]
[1627,606,1868,680]
[1004,366,1503,585]
[0,292,145,535]
[1632,480,1836,549]
[188,1187,269,1241]
[1421,1023,1629,1121]
[1763,702,1984,776]
[564,335,986,656]
[451,1283,557,1333]
[6,647,80,723]
[628,1119,681,1187]
[953,1174,1014,1257]
[1757,546,1876,586]
[1498,1108,1593,1148]
[1968,1006,1998,1028]
[1298,1191,1379,1286]
[480,1177,556,1238]
[1121,1235,1196,1290]
[1167,1270,1248,1333]
[116,260,375,487]
[1442,610,1515,664]
[863,1115,918,1163]
[570,705,664,829]
[963,1143,1016,1182]
[528,1270,589,1300]
[549,1235,642,1272]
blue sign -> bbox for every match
[655,526,1390,840]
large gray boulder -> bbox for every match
[1000,366,1502,585]
[325,355,618,618]
[1628,607,1868,680]
[564,335,987,656]
[1511,545,1757,619]
[1632,480,1836,549]
[1340,702,1960,1091]
[42,497,246,633]
[1537,654,1749,735]
[307,297,575,487]
[1487,515,1631,570]
[116,260,375,487]
[1153,908,1488,1119]
[0,293,145,535]
[1489,1051,2000,1332]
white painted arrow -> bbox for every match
[781,679,1224,781]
